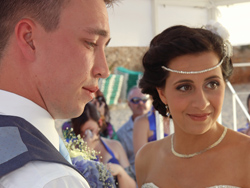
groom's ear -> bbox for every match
[15,18,36,61]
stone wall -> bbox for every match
[105,45,250,84]
[105,47,148,73]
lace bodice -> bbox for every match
[141,183,240,188]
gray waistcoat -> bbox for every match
[0,115,82,178]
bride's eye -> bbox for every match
[206,81,220,89]
[176,84,192,92]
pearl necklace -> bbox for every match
[171,127,227,158]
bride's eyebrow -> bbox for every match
[173,79,193,86]
[204,75,222,81]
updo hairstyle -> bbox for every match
[139,25,233,117]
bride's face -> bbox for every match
[157,52,225,135]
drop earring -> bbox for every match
[165,104,170,117]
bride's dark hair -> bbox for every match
[139,25,233,117]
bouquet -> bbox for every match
[63,128,116,188]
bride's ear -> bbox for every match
[156,87,167,104]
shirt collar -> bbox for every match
[125,116,134,131]
[0,90,59,150]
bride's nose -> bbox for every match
[191,89,210,110]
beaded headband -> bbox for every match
[161,21,232,75]
[161,55,226,74]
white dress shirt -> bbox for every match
[0,90,90,188]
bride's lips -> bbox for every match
[187,113,210,121]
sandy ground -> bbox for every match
[55,83,250,137]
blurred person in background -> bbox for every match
[238,94,250,135]
[72,102,136,188]
[62,89,118,140]
[91,89,118,140]
[117,86,152,180]
[133,107,170,155]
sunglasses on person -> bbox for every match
[129,97,149,104]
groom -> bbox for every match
[0,0,116,187]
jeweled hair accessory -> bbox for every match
[162,21,232,75]
[162,55,226,74]
[205,20,233,58]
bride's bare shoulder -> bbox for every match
[230,131,250,185]
[136,136,170,161]
[135,137,171,187]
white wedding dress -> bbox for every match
[142,183,240,188]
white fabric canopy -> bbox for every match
[108,0,250,46]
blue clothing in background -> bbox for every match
[147,111,168,142]
[117,117,135,176]
[100,139,120,165]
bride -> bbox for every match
[135,23,250,188]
